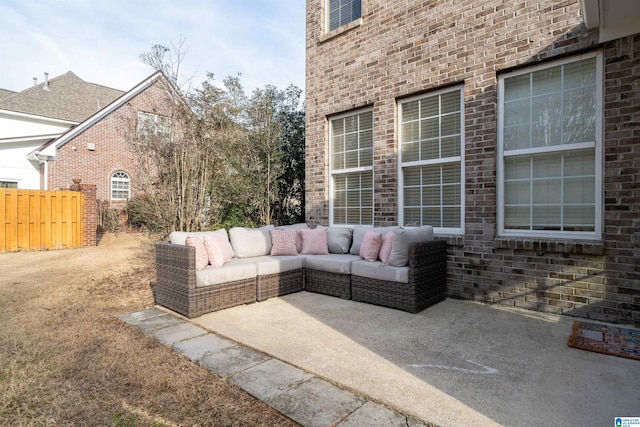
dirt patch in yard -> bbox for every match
[0,233,296,426]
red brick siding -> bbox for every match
[70,182,97,246]
[47,79,174,211]
[306,0,640,324]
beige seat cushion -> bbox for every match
[255,256,304,276]
[302,254,361,275]
[351,260,409,283]
[195,258,257,287]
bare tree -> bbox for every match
[139,36,195,95]
[126,41,305,234]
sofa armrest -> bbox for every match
[407,240,447,302]
[155,242,197,291]
[408,240,447,269]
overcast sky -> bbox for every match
[0,1,306,95]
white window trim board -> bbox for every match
[496,51,603,240]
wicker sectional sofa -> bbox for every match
[154,224,447,318]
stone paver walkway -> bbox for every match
[119,307,426,427]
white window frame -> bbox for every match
[398,86,465,235]
[497,52,603,240]
[111,171,130,201]
[329,108,374,226]
[325,0,362,33]
[137,111,171,141]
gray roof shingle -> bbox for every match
[0,71,124,122]
[0,88,16,100]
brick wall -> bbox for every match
[306,0,640,324]
[70,180,97,246]
[47,78,175,211]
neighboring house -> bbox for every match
[305,0,640,324]
[0,70,177,210]
[0,72,123,190]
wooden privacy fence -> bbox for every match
[0,189,84,252]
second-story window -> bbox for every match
[137,111,171,143]
[327,0,362,32]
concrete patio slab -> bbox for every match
[150,322,208,346]
[193,292,640,427]
[230,358,314,402]
[172,333,236,361]
[199,344,271,377]
[265,377,366,427]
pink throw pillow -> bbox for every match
[359,230,383,262]
[203,234,229,267]
[269,229,298,256]
[299,228,329,255]
[185,235,209,270]
[378,231,394,264]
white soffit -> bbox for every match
[581,0,640,43]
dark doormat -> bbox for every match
[568,321,640,361]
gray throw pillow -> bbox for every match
[387,226,434,267]
[328,227,353,254]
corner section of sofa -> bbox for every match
[351,240,447,313]
[155,242,256,318]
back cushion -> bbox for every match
[169,231,202,245]
[169,228,229,247]
[387,226,434,267]
[229,225,275,258]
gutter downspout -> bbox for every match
[28,151,48,190]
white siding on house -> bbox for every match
[0,111,74,189]
[0,110,75,139]
[0,139,44,189]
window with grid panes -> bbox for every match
[137,111,171,142]
[111,171,130,200]
[327,0,361,32]
[498,53,602,238]
[399,88,464,232]
[330,110,373,225]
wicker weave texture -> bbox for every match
[155,239,447,317]
[305,268,351,299]
[257,269,304,301]
[155,242,256,318]
[352,240,447,313]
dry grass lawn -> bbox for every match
[0,232,297,426]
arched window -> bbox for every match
[111,171,130,200]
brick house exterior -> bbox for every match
[305,1,640,325]
[42,72,177,212]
